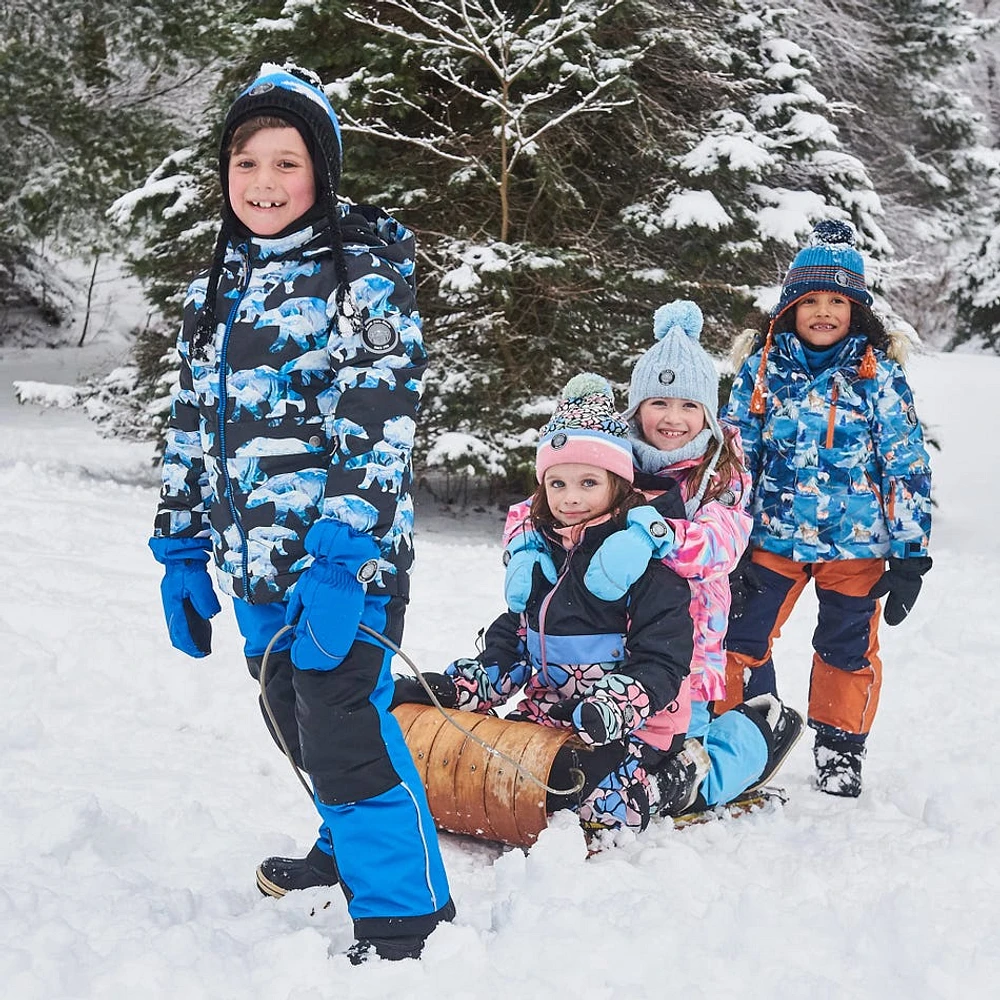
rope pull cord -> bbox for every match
[258,624,586,801]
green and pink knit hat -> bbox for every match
[535,373,634,484]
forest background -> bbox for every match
[4,0,1000,487]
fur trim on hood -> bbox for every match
[729,324,911,374]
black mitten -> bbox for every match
[729,550,765,619]
[390,672,458,709]
[548,698,580,723]
[867,556,932,626]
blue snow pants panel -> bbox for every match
[234,598,292,657]
[688,701,768,806]
[236,595,453,935]
[239,600,305,783]
[313,780,453,937]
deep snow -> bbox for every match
[1,334,998,999]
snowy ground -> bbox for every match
[1,335,998,999]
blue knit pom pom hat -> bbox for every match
[772,219,872,318]
[750,220,876,415]
[625,300,724,515]
[624,299,723,445]
[536,373,634,484]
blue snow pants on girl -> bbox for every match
[236,594,454,941]
[688,699,769,806]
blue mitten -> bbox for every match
[286,519,380,671]
[149,536,222,658]
[584,506,675,601]
[503,526,557,612]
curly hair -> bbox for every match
[763,300,889,353]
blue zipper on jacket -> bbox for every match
[216,243,254,600]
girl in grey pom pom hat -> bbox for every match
[502,301,806,814]
[590,300,804,808]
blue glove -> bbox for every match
[503,526,557,612]
[584,506,675,601]
[149,536,222,658]
[285,519,380,671]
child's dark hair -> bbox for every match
[228,115,304,157]
[761,300,889,353]
[529,471,646,529]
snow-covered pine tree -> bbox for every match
[118,0,733,482]
[796,0,999,344]
[0,0,229,346]
[625,0,891,339]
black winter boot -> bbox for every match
[345,935,426,965]
[256,843,339,898]
[813,733,866,798]
[654,738,711,817]
[742,694,804,791]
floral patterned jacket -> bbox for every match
[452,504,695,751]
[502,431,752,704]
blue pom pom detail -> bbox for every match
[653,300,703,343]
[810,219,856,248]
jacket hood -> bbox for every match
[730,323,912,374]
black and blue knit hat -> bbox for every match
[772,219,873,318]
[750,219,876,415]
[194,63,347,352]
[219,63,343,217]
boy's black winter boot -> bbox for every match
[345,935,426,965]
[813,732,866,798]
[256,843,339,898]
[654,738,711,817]
[741,694,804,791]
[340,898,456,964]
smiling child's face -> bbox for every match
[542,463,615,526]
[636,397,707,452]
[227,126,316,236]
[794,292,853,348]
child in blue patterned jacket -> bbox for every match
[147,63,452,964]
[721,220,933,798]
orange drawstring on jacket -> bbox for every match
[749,319,878,416]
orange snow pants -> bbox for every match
[718,550,885,736]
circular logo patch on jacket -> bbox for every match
[362,318,399,354]
[356,558,380,584]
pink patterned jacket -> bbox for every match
[504,431,752,703]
